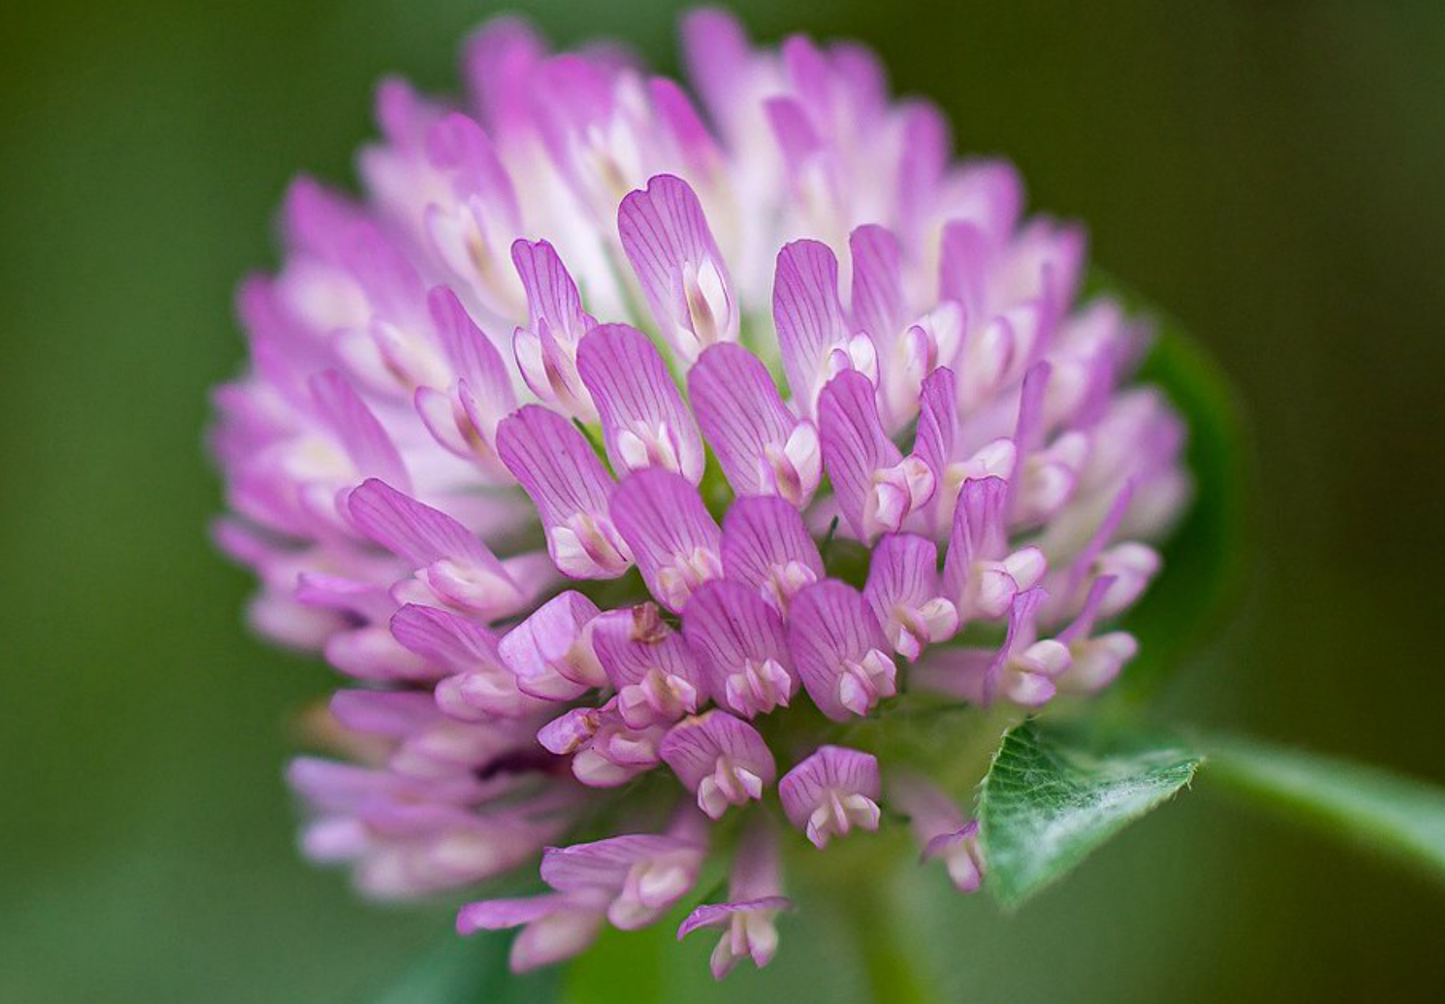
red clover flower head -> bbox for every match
[212,7,1189,977]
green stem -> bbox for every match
[841,881,940,1004]
[1201,734,1445,880]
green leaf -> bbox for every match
[1088,269,1252,703]
[1204,736,1445,881]
[363,928,559,1004]
[977,720,1202,908]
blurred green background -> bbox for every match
[3,0,1443,1000]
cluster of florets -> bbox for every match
[212,8,1188,978]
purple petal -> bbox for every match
[1011,218,1087,327]
[921,824,984,894]
[888,305,964,426]
[787,580,896,720]
[512,238,594,345]
[385,716,535,783]
[537,705,603,756]
[682,579,796,717]
[411,382,472,465]
[910,646,997,704]
[389,603,502,674]
[999,588,1045,659]
[461,17,547,137]
[778,745,881,848]
[1015,408,1090,533]
[913,366,959,529]
[617,174,737,361]
[849,225,905,345]
[324,625,436,682]
[372,75,431,148]
[727,818,785,902]
[1058,574,1117,645]
[719,495,823,615]
[508,904,606,973]
[576,323,704,483]
[1059,633,1136,696]
[688,343,820,506]
[953,160,1026,248]
[817,369,906,541]
[512,316,593,420]
[423,113,519,226]
[648,77,723,180]
[427,284,515,410]
[941,475,1028,620]
[833,39,889,127]
[457,892,610,971]
[434,668,549,721]
[677,897,793,939]
[281,175,361,255]
[541,716,649,787]
[820,366,895,525]
[295,571,395,623]
[527,56,631,207]
[580,710,668,784]
[864,533,958,661]
[337,223,425,327]
[541,833,694,891]
[888,773,968,842]
[772,240,854,416]
[920,587,1056,706]
[391,604,547,719]
[781,35,835,124]
[765,97,831,203]
[894,104,951,239]
[674,825,794,981]
[287,757,411,812]
[889,774,985,891]
[590,605,705,727]
[1012,361,1053,467]
[499,590,604,699]
[659,710,776,818]
[939,221,991,325]
[681,891,792,978]
[944,476,1008,571]
[942,473,1046,624]
[457,894,570,933]
[309,371,410,491]
[344,479,523,616]
[1053,575,1136,694]
[680,7,752,133]
[541,831,704,929]
[495,405,632,578]
[1052,481,1135,613]
[330,689,440,737]
[609,468,723,612]
[345,478,498,573]
[419,113,525,310]
[510,239,596,416]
